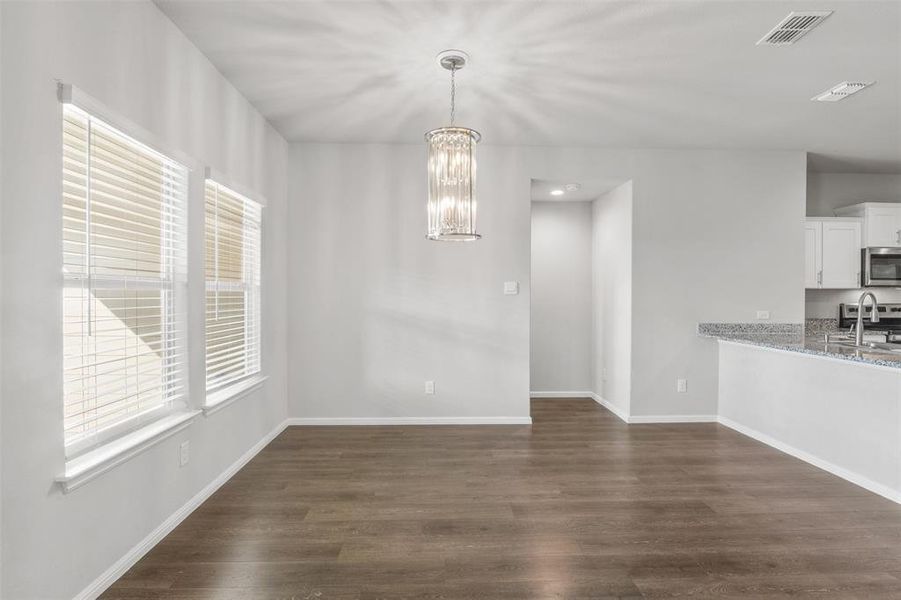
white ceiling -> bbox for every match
[531,178,629,202]
[157,0,901,173]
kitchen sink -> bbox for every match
[826,340,901,353]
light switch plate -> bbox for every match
[503,281,519,295]
[425,380,435,395]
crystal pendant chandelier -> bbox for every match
[425,50,481,241]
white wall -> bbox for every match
[807,172,901,217]
[805,172,901,318]
[592,182,632,416]
[0,2,288,598]
[530,201,592,393]
[627,151,805,418]
[287,144,530,421]
[287,145,806,421]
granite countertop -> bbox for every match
[698,322,901,369]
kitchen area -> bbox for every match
[703,174,901,505]
[805,201,901,351]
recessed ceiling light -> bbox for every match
[812,81,875,102]
[564,183,581,192]
[550,189,564,196]
[757,11,832,46]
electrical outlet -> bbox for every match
[425,380,435,395]
[179,441,190,467]
[756,310,771,320]
[676,378,688,393]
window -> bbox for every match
[205,180,262,397]
[62,105,189,454]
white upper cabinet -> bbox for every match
[834,203,901,247]
[864,205,901,246]
[804,221,821,289]
[805,218,861,289]
[821,221,861,288]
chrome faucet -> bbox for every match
[855,291,880,346]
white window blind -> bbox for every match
[62,104,188,454]
[205,180,262,395]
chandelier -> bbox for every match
[425,50,481,241]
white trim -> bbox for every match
[204,166,268,207]
[588,393,716,424]
[58,83,201,172]
[57,411,201,494]
[72,418,290,600]
[628,414,718,424]
[204,375,267,416]
[529,391,593,398]
[717,416,901,505]
[285,416,532,426]
[589,393,630,423]
[65,403,180,460]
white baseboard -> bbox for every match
[589,393,630,424]
[717,416,901,505]
[587,393,716,424]
[529,391,594,399]
[628,414,718,424]
[285,416,532,426]
[73,419,290,600]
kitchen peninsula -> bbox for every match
[702,321,901,504]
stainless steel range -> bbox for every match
[839,302,901,343]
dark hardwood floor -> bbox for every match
[103,399,901,599]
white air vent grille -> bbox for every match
[812,81,875,102]
[757,11,832,45]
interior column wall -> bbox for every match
[592,181,633,417]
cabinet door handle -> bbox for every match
[896,229,900,245]
[817,270,823,286]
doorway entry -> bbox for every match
[529,178,634,419]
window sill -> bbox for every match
[56,410,201,494]
[203,375,267,416]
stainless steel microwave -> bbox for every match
[862,247,901,287]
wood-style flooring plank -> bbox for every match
[102,398,901,599]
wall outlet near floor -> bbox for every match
[503,281,519,295]
[179,441,190,467]
[756,310,771,320]
[676,378,688,393]
[425,380,435,395]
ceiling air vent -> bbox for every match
[812,81,875,102]
[757,11,832,45]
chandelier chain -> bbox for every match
[450,65,456,125]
